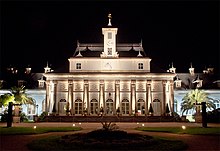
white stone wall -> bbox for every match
[69,58,151,72]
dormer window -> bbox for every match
[138,63,143,69]
[108,32,112,39]
[76,63,81,69]
[38,80,45,88]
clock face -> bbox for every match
[107,40,113,46]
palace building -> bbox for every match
[43,14,176,116]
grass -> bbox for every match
[0,126,82,135]
[135,127,220,135]
[28,129,187,151]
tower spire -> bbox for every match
[108,13,112,26]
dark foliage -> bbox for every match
[207,108,220,123]
[60,129,156,150]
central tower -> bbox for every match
[101,13,119,58]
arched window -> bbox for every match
[75,99,83,115]
[90,99,98,115]
[27,99,36,116]
[137,99,145,115]
[121,99,129,115]
[106,99,113,115]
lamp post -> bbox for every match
[195,101,207,128]
[36,104,39,116]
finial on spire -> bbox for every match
[190,62,193,68]
[77,40,80,47]
[137,50,143,57]
[140,39,143,47]
[108,13,112,26]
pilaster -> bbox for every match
[169,80,174,113]
[162,80,167,115]
[115,80,120,114]
[83,80,89,114]
[146,80,152,115]
[68,80,73,115]
[131,80,136,115]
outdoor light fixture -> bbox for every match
[142,124,145,127]
[137,122,139,124]
[79,123,81,125]
[72,124,75,127]
[182,125,186,130]
[36,104,39,115]
[33,126,37,129]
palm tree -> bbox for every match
[181,89,217,116]
[0,86,34,108]
[0,93,15,107]
[10,86,34,105]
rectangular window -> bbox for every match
[76,63,81,69]
[108,32,112,39]
[108,48,112,55]
[138,63,143,69]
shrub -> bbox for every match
[38,112,48,121]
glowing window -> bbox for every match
[108,32,112,39]
[76,63,81,69]
[108,48,112,55]
[138,63,143,69]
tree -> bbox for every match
[10,86,34,105]
[0,93,15,107]
[0,86,35,113]
[181,89,217,116]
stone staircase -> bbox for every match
[43,115,176,122]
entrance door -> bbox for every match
[59,99,67,115]
[152,99,161,116]
[121,99,129,115]
[137,99,145,115]
[106,99,113,115]
[90,99,98,115]
[75,99,83,115]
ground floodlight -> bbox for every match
[182,125,186,130]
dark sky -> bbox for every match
[1,0,219,76]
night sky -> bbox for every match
[1,0,219,76]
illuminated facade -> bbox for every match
[43,14,176,116]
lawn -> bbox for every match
[0,126,82,135]
[135,127,220,135]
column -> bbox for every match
[45,81,50,113]
[169,80,174,114]
[162,80,167,116]
[146,80,152,115]
[99,80,104,114]
[68,80,73,115]
[131,80,136,115]
[115,80,120,114]
[52,80,57,114]
[83,80,89,114]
